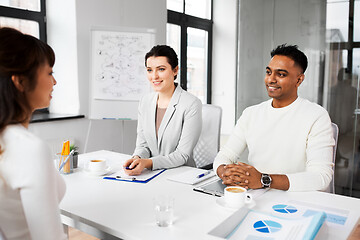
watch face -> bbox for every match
[262,176,271,185]
[261,174,272,187]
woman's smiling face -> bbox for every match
[26,62,56,111]
[146,56,178,94]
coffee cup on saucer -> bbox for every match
[88,159,107,172]
[224,186,252,208]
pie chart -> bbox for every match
[253,220,282,233]
[272,204,298,214]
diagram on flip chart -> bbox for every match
[91,29,154,101]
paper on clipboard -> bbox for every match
[167,168,216,185]
[103,168,165,183]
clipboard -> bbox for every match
[103,169,166,183]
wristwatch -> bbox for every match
[261,173,272,188]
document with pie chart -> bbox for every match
[227,209,325,240]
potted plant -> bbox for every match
[70,144,79,169]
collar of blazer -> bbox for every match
[153,83,183,148]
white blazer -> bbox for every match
[133,84,202,170]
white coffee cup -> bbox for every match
[224,186,252,208]
[88,159,107,172]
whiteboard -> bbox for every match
[89,27,155,119]
[91,28,154,101]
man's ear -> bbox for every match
[11,75,25,92]
[296,74,305,87]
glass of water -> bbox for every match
[154,195,174,227]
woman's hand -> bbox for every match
[123,157,153,176]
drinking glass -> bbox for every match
[154,195,174,227]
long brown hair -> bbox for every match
[0,27,55,152]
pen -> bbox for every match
[58,149,75,172]
[124,166,134,170]
[113,176,136,181]
[103,118,132,120]
[108,176,136,181]
[197,170,212,179]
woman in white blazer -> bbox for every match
[123,45,202,175]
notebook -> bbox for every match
[167,168,216,185]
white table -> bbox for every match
[60,150,360,240]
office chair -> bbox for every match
[0,227,7,240]
[327,123,339,194]
[193,104,222,169]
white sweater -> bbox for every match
[213,98,335,191]
[0,124,67,240]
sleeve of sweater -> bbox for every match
[16,139,67,240]
[286,112,335,191]
[213,109,248,175]
[151,99,202,170]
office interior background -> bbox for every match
[0,0,359,199]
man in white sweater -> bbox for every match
[213,44,335,191]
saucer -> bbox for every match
[216,197,256,210]
[83,166,111,176]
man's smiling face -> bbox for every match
[264,55,304,108]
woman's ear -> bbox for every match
[11,75,25,92]
[173,66,179,75]
[173,66,179,79]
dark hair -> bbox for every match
[145,45,178,79]
[0,27,55,135]
[270,44,308,73]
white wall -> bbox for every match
[29,119,137,156]
[30,0,167,154]
[236,0,269,119]
[46,0,166,117]
[29,119,89,155]
[47,0,80,114]
[75,0,167,117]
[212,0,237,136]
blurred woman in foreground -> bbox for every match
[0,27,66,240]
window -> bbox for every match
[326,0,360,197]
[167,0,213,103]
[327,0,360,74]
[0,0,48,114]
[0,0,47,41]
